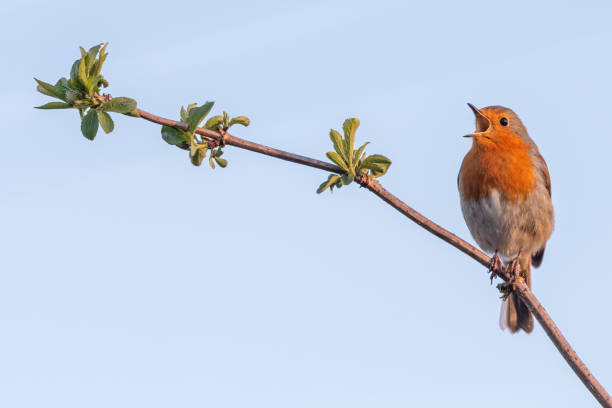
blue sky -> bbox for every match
[2,1,611,407]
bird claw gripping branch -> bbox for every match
[488,251,503,284]
[495,256,523,301]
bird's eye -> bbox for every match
[500,117,509,126]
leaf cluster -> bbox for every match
[317,118,391,193]
[161,102,250,169]
[34,43,137,140]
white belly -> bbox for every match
[460,188,553,260]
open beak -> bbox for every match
[464,103,491,138]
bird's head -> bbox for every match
[464,104,530,148]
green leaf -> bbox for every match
[361,154,391,177]
[34,78,62,99]
[64,89,81,104]
[36,85,57,98]
[101,97,137,113]
[188,101,214,131]
[123,108,140,118]
[354,142,369,167]
[209,154,215,169]
[93,43,108,76]
[214,157,228,167]
[97,111,114,134]
[86,43,102,72]
[342,118,359,168]
[215,148,223,157]
[161,125,187,146]
[56,77,68,87]
[326,151,349,171]
[85,75,100,95]
[316,174,341,194]
[204,115,223,130]
[54,77,69,100]
[180,106,188,121]
[361,154,391,167]
[190,146,207,166]
[81,109,99,140]
[228,116,250,127]
[72,99,90,108]
[189,141,198,157]
[87,75,102,95]
[70,59,79,81]
[341,174,355,185]
[223,111,229,128]
[68,59,85,91]
[77,56,88,89]
[368,163,384,172]
[329,129,347,163]
[35,102,72,109]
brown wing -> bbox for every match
[457,169,461,191]
[532,246,545,268]
[536,151,552,197]
[531,151,551,267]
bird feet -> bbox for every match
[496,254,522,300]
[487,251,503,284]
[504,257,521,286]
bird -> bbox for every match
[458,104,554,333]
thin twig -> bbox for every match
[137,109,340,173]
[135,108,612,408]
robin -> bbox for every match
[458,104,554,333]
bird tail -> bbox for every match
[499,256,533,333]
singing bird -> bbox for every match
[458,104,554,333]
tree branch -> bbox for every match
[363,179,611,407]
[137,109,340,173]
[137,108,611,407]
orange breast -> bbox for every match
[460,135,536,202]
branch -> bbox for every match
[33,42,610,405]
[137,107,612,408]
[363,179,611,408]
[137,109,340,173]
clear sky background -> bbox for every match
[2,1,611,407]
